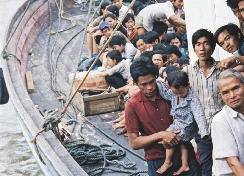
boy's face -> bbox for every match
[194,37,213,62]
[217,29,239,53]
[101,27,113,38]
[112,44,125,53]
[170,85,190,98]
[112,0,122,10]
[171,0,184,10]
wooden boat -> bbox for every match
[1,0,147,175]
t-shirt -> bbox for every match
[138,2,177,31]
[125,90,181,160]
[123,43,138,62]
[106,59,131,80]
[118,4,131,21]
[212,105,244,176]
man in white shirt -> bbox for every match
[111,0,130,21]
[211,68,244,176]
[135,0,186,34]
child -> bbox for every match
[110,0,130,21]
[156,71,209,175]
[99,50,132,89]
[109,35,138,62]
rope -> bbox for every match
[61,0,137,116]
[63,142,147,176]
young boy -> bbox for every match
[143,31,160,51]
[109,35,138,61]
[111,0,130,21]
[156,71,209,175]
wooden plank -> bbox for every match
[25,71,35,92]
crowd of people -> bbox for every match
[82,0,244,175]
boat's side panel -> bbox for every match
[1,0,88,175]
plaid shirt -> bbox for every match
[182,58,225,131]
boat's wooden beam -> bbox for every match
[26,71,34,92]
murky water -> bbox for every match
[0,101,43,176]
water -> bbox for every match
[0,101,43,176]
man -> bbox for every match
[182,29,225,176]
[110,0,130,21]
[143,31,160,51]
[125,56,200,175]
[152,21,169,44]
[226,0,244,33]
[212,68,244,176]
[213,23,244,76]
[135,0,186,34]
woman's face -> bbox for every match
[136,39,146,53]
[125,18,134,30]
[105,17,117,28]
[107,56,117,68]
[152,54,164,69]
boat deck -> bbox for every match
[25,2,147,175]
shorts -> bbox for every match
[134,15,144,29]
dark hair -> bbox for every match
[180,13,185,20]
[109,35,127,47]
[152,22,168,36]
[130,56,158,83]
[100,2,110,16]
[165,33,182,45]
[226,0,239,8]
[214,23,244,46]
[163,66,181,76]
[143,31,160,44]
[122,13,135,27]
[107,5,119,18]
[152,50,168,63]
[132,34,144,48]
[106,50,123,63]
[140,51,153,58]
[166,71,189,89]
[192,29,216,52]
[132,1,143,14]
[165,45,182,58]
[153,43,166,51]
[134,6,145,16]
[176,58,189,67]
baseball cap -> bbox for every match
[99,22,111,30]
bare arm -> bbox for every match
[226,156,244,176]
[168,15,186,26]
[217,56,244,71]
[128,130,180,150]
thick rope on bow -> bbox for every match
[30,108,62,144]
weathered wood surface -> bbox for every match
[25,2,147,175]
[26,71,35,92]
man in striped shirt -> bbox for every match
[182,29,225,176]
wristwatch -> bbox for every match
[236,57,241,65]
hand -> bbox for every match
[217,56,237,71]
[158,140,173,149]
[159,130,180,146]
[173,63,180,67]
[87,28,94,34]
[93,30,103,38]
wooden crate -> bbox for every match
[75,91,120,116]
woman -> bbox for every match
[122,13,138,41]
[86,1,110,58]
[132,34,146,60]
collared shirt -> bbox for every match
[211,105,244,176]
[182,59,225,130]
[138,2,177,31]
[106,59,131,80]
[118,4,131,22]
[123,43,138,62]
[156,79,209,141]
[125,88,182,160]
